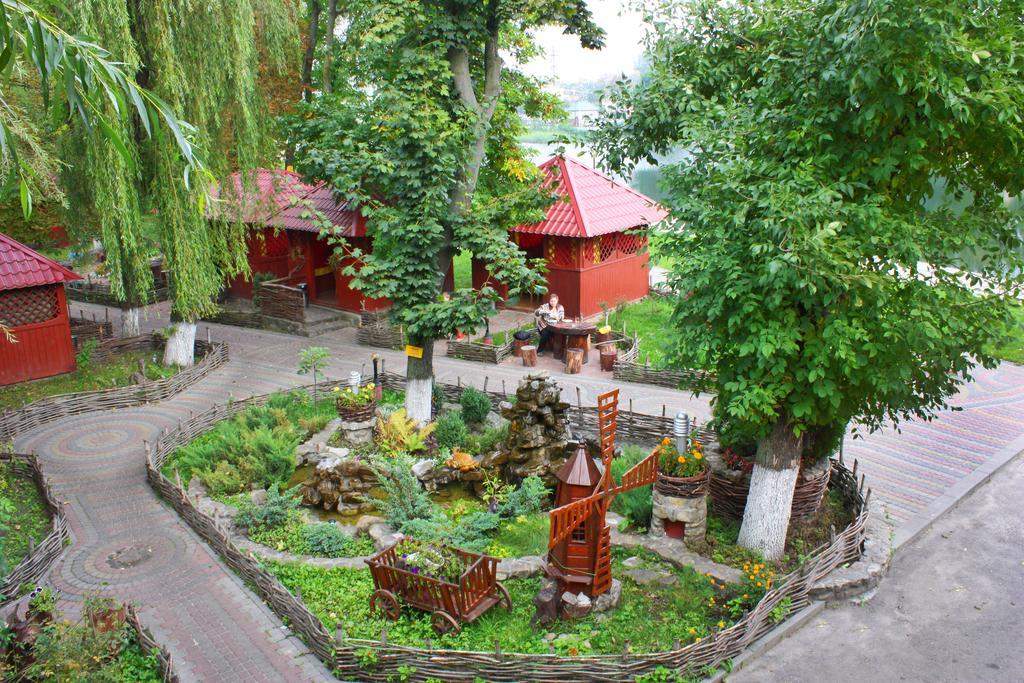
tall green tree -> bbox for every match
[594,0,1024,558]
[287,0,603,422]
[59,0,298,361]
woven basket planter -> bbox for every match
[708,454,831,520]
[655,469,709,498]
[336,400,377,422]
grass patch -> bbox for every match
[607,297,676,368]
[248,513,375,558]
[0,350,177,410]
[485,514,549,558]
[268,546,734,654]
[0,462,51,572]
[610,445,654,531]
[453,249,473,289]
[989,303,1024,364]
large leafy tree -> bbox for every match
[56,0,298,358]
[594,0,1024,558]
[288,0,603,422]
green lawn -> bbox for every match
[0,462,52,572]
[989,303,1024,364]
[0,350,178,410]
[607,297,676,368]
[269,546,735,655]
[452,249,473,290]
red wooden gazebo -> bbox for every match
[217,169,389,313]
[473,156,667,319]
[0,233,81,385]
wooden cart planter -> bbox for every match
[366,541,511,635]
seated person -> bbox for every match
[534,293,565,354]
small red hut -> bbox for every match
[0,233,81,385]
[473,156,667,319]
[216,169,389,313]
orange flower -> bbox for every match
[662,437,671,446]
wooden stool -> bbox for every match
[599,346,617,371]
[521,345,537,367]
[513,338,529,357]
[565,348,584,374]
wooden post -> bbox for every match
[565,348,583,374]
[335,624,346,644]
[483,376,489,393]
[381,627,388,644]
[521,345,537,367]
[501,379,506,397]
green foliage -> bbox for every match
[607,297,675,369]
[459,387,492,425]
[163,391,331,493]
[433,412,469,451]
[298,347,331,400]
[594,0,1024,447]
[0,461,51,575]
[303,523,371,558]
[75,338,100,369]
[988,302,1024,364]
[498,475,548,518]
[0,350,177,410]
[269,547,729,654]
[236,484,301,530]
[611,446,654,531]
[464,424,508,454]
[486,514,549,558]
[372,457,439,532]
[376,409,435,457]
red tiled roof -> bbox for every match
[514,156,667,238]
[212,169,360,236]
[0,233,81,292]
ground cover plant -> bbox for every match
[162,391,334,494]
[607,297,675,369]
[268,547,747,655]
[610,445,655,531]
[0,349,177,410]
[0,462,50,576]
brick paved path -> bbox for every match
[15,361,334,682]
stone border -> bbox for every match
[809,495,894,602]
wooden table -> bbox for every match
[550,322,597,364]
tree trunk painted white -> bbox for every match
[737,417,803,561]
[162,321,196,367]
[120,307,141,338]
[405,340,435,425]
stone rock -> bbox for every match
[593,579,622,613]
[532,578,561,627]
[484,410,509,430]
[499,374,574,486]
[411,459,435,481]
[355,515,386,533]
[250,488,267,506]
[623,568,678,587]
[335,417,376,446]
[650,489,707,540]
[300,456,379,514]
[561,591,592,619]
[187,475,207,499]
[296,418,344,465]
[497,555,545,580]
[621,556,642,569]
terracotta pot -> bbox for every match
[336,400,377,422]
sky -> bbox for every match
[520,0,649,85]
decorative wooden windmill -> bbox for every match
[545,389,659,598]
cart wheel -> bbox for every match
[431,610,461,636]
[370,589,400,621]
[495,582,512,611]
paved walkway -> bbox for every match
[16,361,334,682]
[731,451,1024,683]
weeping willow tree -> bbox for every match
[61,0,298,361]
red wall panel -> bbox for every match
[0,287,76,386]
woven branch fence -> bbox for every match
[357,310,405,350]
[0,337,227,441]
[256,282,306,322]
[146,375,870,683]
[66,279,169,306]
[0,453,70,604]
[127,605,179,682]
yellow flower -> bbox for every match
[718,620,726,629]
[329,612,337,619]
[367,382,375,389]
[743,594,749,598]
[688,628,697,635]
[756,581,763,587]
[332,386,340,392]
[677,456,685,464]
[694,452,702,460]
[662,437,671,445]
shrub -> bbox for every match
[372,457,439,531]
[465,423,508,454]
[499,476,548,518]
[459,387,492,425]
[611,445,653,530]
[75,338,99,368]
[434,412,468,451]
[236,484,301,530]
[303,523,357,557]
[450,511,501,552]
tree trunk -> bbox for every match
[121,306,141,337]
[737,417,803,560]
[163,320,196,367]
[405,338,434,424]
[301,0,321,101]
[322,0,338,95]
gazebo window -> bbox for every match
[618,233,646,255]
[0,285,59,327]
[546,239,577,268]
[259,231,290,258]
[600,234,618,261]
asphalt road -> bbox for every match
[731,452,1024,683]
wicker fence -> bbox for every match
[126,605,179,682]
[146,375,870,683]
[0,453,70,603]
[0,337,228,441]
[66,279,169,306]
[356,310,405,350]
[256,282,306,322]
